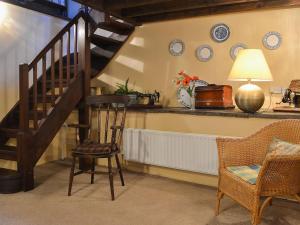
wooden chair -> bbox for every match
[68,95,129,200]
[216,119,300,225]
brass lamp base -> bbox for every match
[235,83,265,113]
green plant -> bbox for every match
[114,78,135,95]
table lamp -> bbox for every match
[228,49,273,113]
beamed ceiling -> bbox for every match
[74,0,300,23]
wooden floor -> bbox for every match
[0,160,299,225]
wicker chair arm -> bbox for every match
[256,155,300,195]
[217,135,270,168]
[217,120,300,169]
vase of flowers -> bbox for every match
[174,70,207,109]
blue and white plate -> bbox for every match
[263,32,282,50]
[211,23,230,43]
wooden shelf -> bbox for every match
[127,107,300,120]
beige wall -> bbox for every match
[95,7,300,107]
[0,2,67,120]
[1,5,298,186]
[117,113,280,187]
[93,7,300,186]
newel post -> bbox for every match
[19,64,29,131]
[18,64,34,191]
[77,13,92,170]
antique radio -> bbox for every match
[195,85,234,109]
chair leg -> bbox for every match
[91,158,95,184]
[108,157,115,201]
[251,197,261,225]
[251,210,259,225]
[68,156,76,196]
[115,154,125,186]
[215,190,224,216]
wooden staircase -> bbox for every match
[0,10,135,193]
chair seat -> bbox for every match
[72,139,118,155]
[219,169,257,210]
[227,164,261,185]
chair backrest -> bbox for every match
[86,95,130,147]
[250,119,300,164]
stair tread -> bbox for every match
[0,168,21,179]
[0,128,20,138]
[0,145,17,151]
[91,34,123,49]
[0,145,17,161]
[0,128,35,136]
[97,21,134,35]
[91,47,114,59]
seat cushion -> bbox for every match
[226,164,261,185]
[267,138,300,156]
[72,139,118,155]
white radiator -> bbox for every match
[123,129,219,175]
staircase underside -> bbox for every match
[0,11,135,193]
[75,0,300,23]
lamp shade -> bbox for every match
[228,49,273,82]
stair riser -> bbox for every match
[0,178,22,194]
[0,168,22,194]
[0,153,17,161]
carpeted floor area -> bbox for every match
[0,160,299,225]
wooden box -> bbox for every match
[195,85,234,109]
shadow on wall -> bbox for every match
[96,8,300,107]
[0,2,67,120]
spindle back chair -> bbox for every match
[68,95,130,200]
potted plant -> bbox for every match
[114,78,138,105]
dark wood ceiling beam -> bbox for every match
[122,0,259,18]
[73,0,104,11]
[133,0,300,23]
[104,0,174,10]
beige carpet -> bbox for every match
[0,160,299,225]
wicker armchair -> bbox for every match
[216,119,300,225]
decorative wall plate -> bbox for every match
[210,23,230,43]
[196,45,214,62]
[169,39,185,56]
[230,43,248,60]
[263,32,282,50]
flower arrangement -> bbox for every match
[175,70,200,96]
